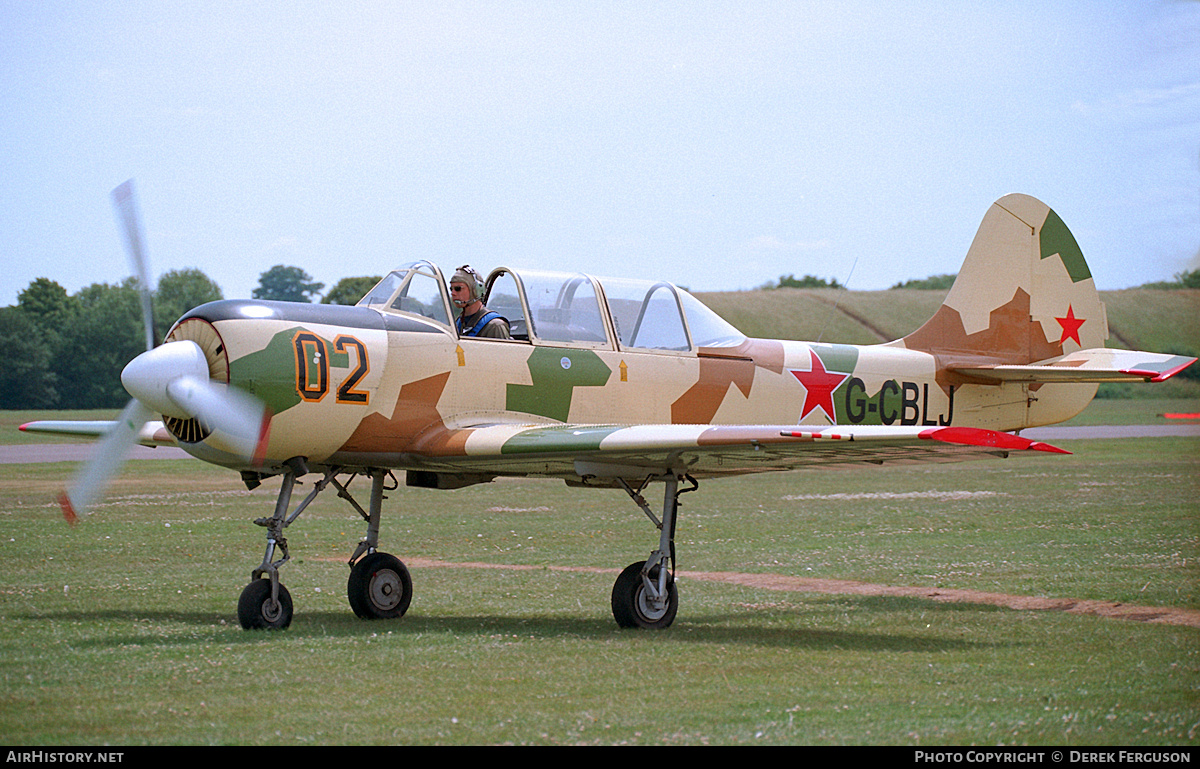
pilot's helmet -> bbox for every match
[451,265,483,302]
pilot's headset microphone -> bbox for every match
[451,265,483,308]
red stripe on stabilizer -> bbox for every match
[1157,358,1197,381]
[58,492,79,525]
[921,427,1070,455]
[1121,358,1197,383]
[1120,368,1165,382]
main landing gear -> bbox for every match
[609,473,697,629]
[235,460,698,631]
[237,459,412,630]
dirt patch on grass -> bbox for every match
[404,557,1200,629]
[679,570,1200,629]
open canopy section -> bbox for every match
[357,261,454,329]
[359,263,746,353]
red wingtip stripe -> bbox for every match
[58,492,79,525]
[1029,441,1072,455]
[922,426,1069,455]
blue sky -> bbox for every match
[3,1,1197,307]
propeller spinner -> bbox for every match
[58,181,271,522]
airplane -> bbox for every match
[21,183,1196,631]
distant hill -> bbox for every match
[693,287,1200,397]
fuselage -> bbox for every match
[162,262,1092,473]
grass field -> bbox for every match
[1,401,1196,745]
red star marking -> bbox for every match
[790,349,850,423]
[1056,304,1086,346]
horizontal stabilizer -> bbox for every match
[951,348,1196,384]
[19,420,175,447]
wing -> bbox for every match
[391,422,1068,485]
[19,419,176,447]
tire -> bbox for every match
[611,560,678,629]
[347,552,413,619]
[237,579,293,630]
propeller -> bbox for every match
[58,181,272,523]
[111,180,156,352]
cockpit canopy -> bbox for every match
[358,261,745,352]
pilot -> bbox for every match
[450,265,511,339]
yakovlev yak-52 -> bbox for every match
[22,183,1195,630]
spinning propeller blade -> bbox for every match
[165,376,273,465]
[59,400,155,523]
[111,180,156,351]
[58,181,271,522]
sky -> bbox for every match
[2,1,1198,308]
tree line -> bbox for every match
[0,265,379,410]
[761,269,1200,292]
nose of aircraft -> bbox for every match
[120,338,273,466]
[120,340,211,419]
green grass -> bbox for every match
[1100,290,1200,354]
[1054,398,1199,425]
[0,428,1196,745]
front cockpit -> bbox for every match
[358,261,452,327]
[357,261,746,353]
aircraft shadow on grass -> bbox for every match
[26,597,997,654]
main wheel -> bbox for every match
[611,560,678,629]
[237,579,293,630]
[348,552,413,619]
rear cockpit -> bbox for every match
[358,261,745,353]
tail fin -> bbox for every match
[902,194,1108,364]
[900,194,1195,427]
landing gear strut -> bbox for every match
[236,462,412,629]
[345,470,412,619]
[610,473,697,629]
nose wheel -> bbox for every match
[236,463,414,629]
[237,579,293,630]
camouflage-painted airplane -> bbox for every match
[21,185,1196,631]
